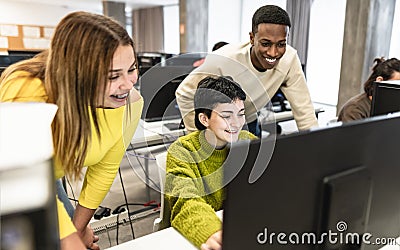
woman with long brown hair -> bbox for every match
[0,11,143,249]
[338,57,400,122]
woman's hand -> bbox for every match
[60,232,86,250]
[73,204,99,249]
[77,225,99,250]
[201,230,222,250]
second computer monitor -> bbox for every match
[138,65,194,122]
[370,80,400,116]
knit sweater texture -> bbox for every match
[165,130,257,247]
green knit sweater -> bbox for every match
[165,130,257,248]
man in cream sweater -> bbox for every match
[176,5,318,137]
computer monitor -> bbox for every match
[0,53,39,67]
[137,52,176,69]
[165,53,205,66]
[137,53,162,68]
[138,65,195,122]
[222,115,400,249]
[370,80,400,116]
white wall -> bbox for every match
[206,0,287,51]
[306,0,346,105]
[207,0,242,51]
[389,0,400,58]
[164,0,287,53]
[163,4,180,54]
[239,0,286,42]
[0,1,101,26]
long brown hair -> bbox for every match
[363,57,400,96]
[46,11,136,179]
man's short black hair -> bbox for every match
[252,5,291,34]
[194,76,246,130]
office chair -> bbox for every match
[153,151,168,232]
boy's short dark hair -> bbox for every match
[194,76,246,130]
[252,5,291,34]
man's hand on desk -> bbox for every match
[201,230,222,250]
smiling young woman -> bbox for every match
[0,11,143,250]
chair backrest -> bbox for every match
[153,151,168,231]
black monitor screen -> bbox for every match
[370,80,400,116]
[0,53,39,67]
[165,53,205,66]
[138,65,194,121]
[222,115,400,249]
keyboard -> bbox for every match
[163,122,184,131]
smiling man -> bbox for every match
[176,5,318,137]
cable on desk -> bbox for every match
[125,151,156,160]
[118,167,135,241]
[112,201,159,215]
[66,176,77,207]
[126,143,161,190]
[105,227,112,247]
[142,127,180,143]
[116,212,121,245]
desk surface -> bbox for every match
[130,118,186,149]
[105,211,223,250]
[131,107,324,148]
[105,210,399,250]
[260,106,324,124]
[106,226,196,249]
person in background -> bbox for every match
[177,5,318,137]
[192,41,229,67]
[211,41,229,52]
[338,57,400,122]
[0,11,143,249]
[165,76,257,250]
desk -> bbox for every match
[105,210,399,250]
[130,118,186,149]
[259,107,324,134]
[130,106,324,147]
[260,106,324,124]
[105,211,223,250]
[130,107,325,148]
[105,226,196,249]
[128,118,186,199]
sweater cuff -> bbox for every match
[173,210,222,248]
[192,220,221,248]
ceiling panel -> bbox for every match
[7,0,178,11]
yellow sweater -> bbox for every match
[0,71,143,239]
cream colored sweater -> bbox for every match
[176,42,318,132]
